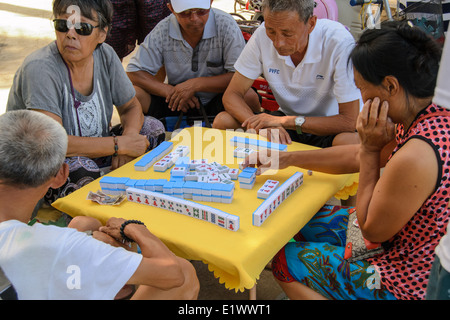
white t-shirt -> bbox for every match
[234,19,362,117]
[433,37,450,272]
[0,220,142,300]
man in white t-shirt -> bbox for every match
[213,0,362,147]
[0,110,199,300]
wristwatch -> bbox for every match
[295,116,306,134]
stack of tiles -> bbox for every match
[187,160,236,186]
[134,141,174,171]
[252,172,303,227]
[173,145,189,157]
[257,179,280,199]
[99,177,130,195]
[153,145,190,173]
[187,182,235,203]
[126,187,240,231]
[238,167,257,189]
[100,177,236,204]
[230,136,288,151]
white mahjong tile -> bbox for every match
[228,168,239,180]
[192,207,201,219]
[226,214,239,232]
[217,165,229,174]
[233,147,245,157]
[171,166,187,177]
[184,171,198,181]
[218,173,231,181]
[257,188,271,199]
[153,161,167,172]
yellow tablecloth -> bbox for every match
[53,127,358,292]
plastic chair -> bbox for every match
[252,78,279,112]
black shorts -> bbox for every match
[145,94,225,120]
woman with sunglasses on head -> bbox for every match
[245,20,450,300]
[6,0,166,209]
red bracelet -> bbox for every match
[113,136,118,157]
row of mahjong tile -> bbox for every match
[125,172,303,229]
[126,187,240,231]
[99,176,236,204]
[134,141,176,171]
[230,136,287,151]
[252,172,304,227]
[122,172,302,230]
[134,135,287,173]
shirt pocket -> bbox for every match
[206,60,224,76]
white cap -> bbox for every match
[171,0,211,13]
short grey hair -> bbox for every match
[262,0,315,23]
[0,110,68,189]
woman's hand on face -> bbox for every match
[356,97,396,153]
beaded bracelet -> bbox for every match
[113,136,118,157]
[120,220,145,243]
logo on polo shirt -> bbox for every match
[316,74,324,80]
[268,68,280,74]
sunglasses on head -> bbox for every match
[177,8,210,18]
[53,19,99,36]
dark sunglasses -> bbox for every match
[177,8,210,18]
[53,19,99,36]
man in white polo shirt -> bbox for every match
[214,0,362,147]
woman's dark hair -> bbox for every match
[350,20,442,98]
[52,0,113,32]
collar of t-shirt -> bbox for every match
[168,8,217,43]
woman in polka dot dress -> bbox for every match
[246,20,450,300]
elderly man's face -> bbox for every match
[263,8,315,57]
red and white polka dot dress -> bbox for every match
[367,104,450,300]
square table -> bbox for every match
[53,127,358,293]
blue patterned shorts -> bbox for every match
[272,205,397,300]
